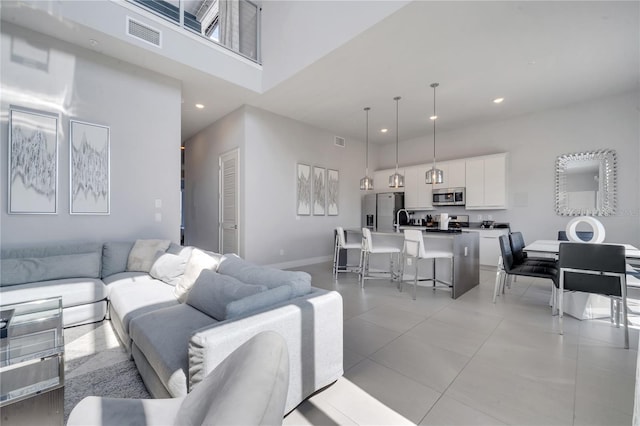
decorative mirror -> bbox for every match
[555,149,616,216]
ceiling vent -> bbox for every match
[334,136,346,148]
[126,17,162,47]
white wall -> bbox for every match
[260,0,408,91]
[184,105,365,266]
[375,92,640,246]
[0,23,182,248]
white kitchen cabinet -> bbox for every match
[465,153,507,209]
[374,168,405,193]
[466,228,509,266]
[404,165,433,210]
[431,160,466,190]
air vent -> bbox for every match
[126,17,162,47]
[334,136,346,148]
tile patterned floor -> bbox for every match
[283,263,639,426]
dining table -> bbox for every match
[523,240,640,319]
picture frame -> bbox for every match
[296,163,311,216]
[8,106,58,214]
[312,166,326,216]
[70,120,110,215]
[327,169,339,216]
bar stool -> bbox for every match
[332,227,362,278]
[359,228,401,288]
[400,229,454,300]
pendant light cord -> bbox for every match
[431,83,439,169]
[394,96,401,172]
[365,107,370,175]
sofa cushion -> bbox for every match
[127,240,171,273]
[175,249,223,303]
[102,241,134,278]
[0,278,106,307]
[1,252,102,286]
[226,285,293,320]
[149,247,193,287]
[185,270,267,321]
[108,276,178,339]
[129,304,218,397]
[218,254,312,297]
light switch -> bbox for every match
[155,199,162,209]
[155,213,162,222]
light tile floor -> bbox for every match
[284,262,639,426]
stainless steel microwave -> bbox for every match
[432,187,466,206]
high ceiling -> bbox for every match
[2,1,638,145]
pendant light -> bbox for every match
[360,107,374,190]
[426,83,444,184]
[388,96,404,188]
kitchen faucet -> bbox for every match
[395,208,408,232]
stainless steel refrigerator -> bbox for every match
[361,192,404,232]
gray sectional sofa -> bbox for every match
[0,240,344,413]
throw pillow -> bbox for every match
[218,254,312,297]
[126,239,171,273]
[185,269,266,321]
[175,248,223,302]
[149,247,193,286]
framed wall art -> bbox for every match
[312,166,326,216]
[70,120,110,214]
[296,163,311,215]
[327,169,339,216]
[8,106,59,214]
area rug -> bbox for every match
[63,321,150,424]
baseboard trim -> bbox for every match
[267,255,332,270]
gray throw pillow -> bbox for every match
[185,269,266,321]
[226,285,293,319]
[149,247,192,286]
[218,254,312,297]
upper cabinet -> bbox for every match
[465,153,507,209]
[404,165,434,210]
[432,159,466,189]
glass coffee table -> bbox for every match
[0,297,64,426]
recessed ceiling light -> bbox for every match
[430,115,438,120]
[381,128,388,133]
[195,103,204,109]
[493,98,504,104]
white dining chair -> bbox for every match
[400,229,454,300]
[359,228,401,288]
[332,227,362,278]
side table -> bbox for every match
[0,297,64,426]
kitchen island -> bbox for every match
[344,228,479,299]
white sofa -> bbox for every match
[0,241,344,413]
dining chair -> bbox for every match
[359,227,401,288]
[510,232,557,266]
[557,242,629,348]
[557,230,594,242]
[399,229,454,300]
[493,234,558,303]
[332,227,361,278]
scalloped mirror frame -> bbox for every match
[555,149,617,216]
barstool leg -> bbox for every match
[332,236,339,277]
[413,258,418,300]
[432,258,437,291]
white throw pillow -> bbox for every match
[126,239,171,272]
[174,248,223,302]
[149,247,192,286]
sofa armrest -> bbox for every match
[188,288,343,413]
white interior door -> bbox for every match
[219,149,240,255]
